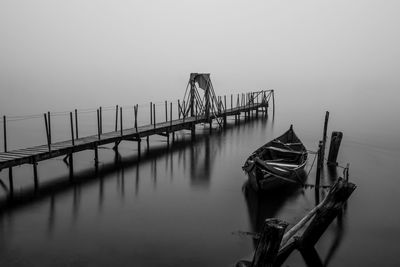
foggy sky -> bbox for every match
[0,0,399,115]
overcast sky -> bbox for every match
[0,0,399,114]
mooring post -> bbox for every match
[251,218,288,267]
[72,110,79,141]
[231,94,233,110]
[120,107,123,136]
[44,113,51,151]
[115,105,119,132]
[327,131,343,166]
[70,112,75,146]
[3,115,14,196]
[33,161,39,191]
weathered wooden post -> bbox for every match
[137,138,141,159]
[94,144,99,166]
[75,109,79,139]
[165,101,168,122]
[236,219,288,267]
[327,131,343,166]
[315,141,323,204]
[150,102,153,124]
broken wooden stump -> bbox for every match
[327,131,343,166]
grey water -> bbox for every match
[1,0,400,266]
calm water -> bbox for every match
[0,88,399,267]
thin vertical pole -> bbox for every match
[115,105,119,132]
[316,141,323,188]
[97,109,101,140]
[134,104,138,132]
[224,95,226,112]
[94,145,99,166]
[165,101,168,122]
[70,112,75,146]
[323,111,330,151]
[75,109,79,139]
[178,100,181,119]
[3,116,7,152]
[44,113,51,151]
[170,102,173,127]
[153,103,156,129]
[150,102,153,124]
[99,107,102,134]
[47,111,51,144]
[120,107,123,136]
[272,90,275,116]
[231,94,233,110]
[182,100,185,123]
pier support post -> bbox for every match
[8,168,13,197]
[191,124,196,141]
[68,154,74,181]
[94,145,99,166]
[33,161,39,191]
[137,138,141,159]
[327,132,343,166]
[146,136,150,151]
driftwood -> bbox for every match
[236,178,356,267]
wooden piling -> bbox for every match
[150,102,153,124]
[33,161,38,191]
[327,131,343,166]
[272,90,275,116]
[70,112,75,146]
[94,145,99,166]
[252,219,288,267]
[165,101,168,122]
[137,139,141,159]
[68,154,74,180]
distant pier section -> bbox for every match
[0,73,275,196]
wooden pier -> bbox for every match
[0,73,274,196]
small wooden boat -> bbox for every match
[243,125,308,192]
